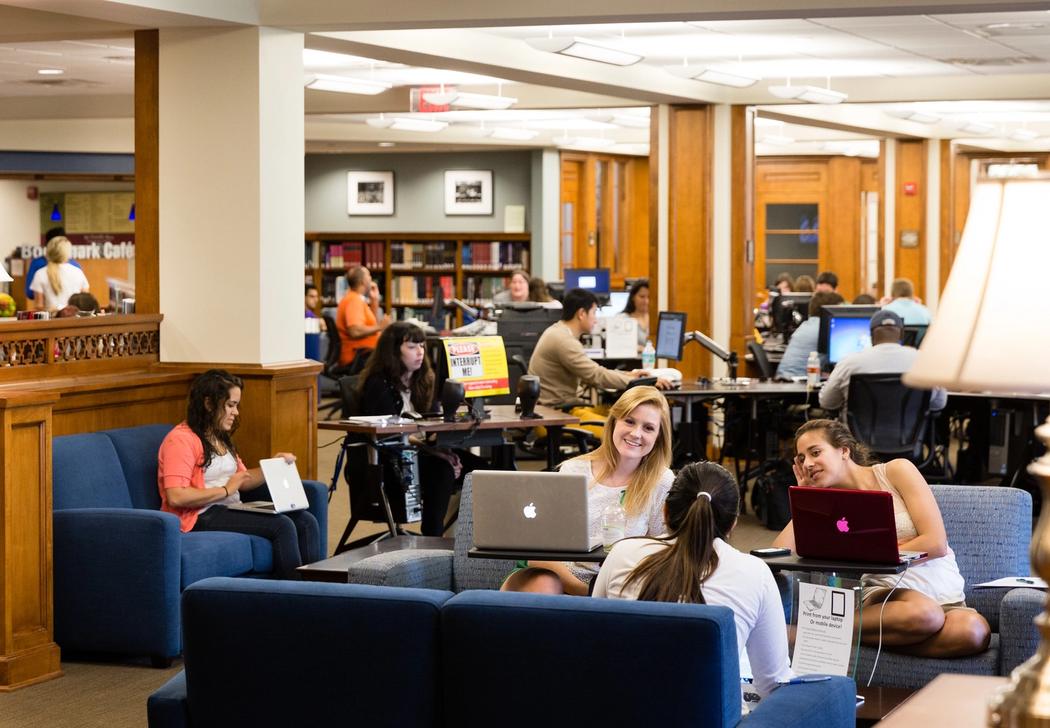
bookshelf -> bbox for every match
[304,232,531,325]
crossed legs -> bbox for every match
[861,587,990,658]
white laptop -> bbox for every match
[472,470,602,552]
[227,458,308,515]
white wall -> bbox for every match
[0,181,40,277]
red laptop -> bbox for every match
[789,486,927,565]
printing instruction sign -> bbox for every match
[442,336,510,397]
[790,582,855,676]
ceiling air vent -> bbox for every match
[942,56,1045,68]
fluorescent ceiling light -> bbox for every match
[486,127,539,140]
[525,36,642,66]
[1009,128,1040,141]
[768,84,847,104]
[951,121,995,135]
[367,117,448,133]
[668,64,758,88]
[552,135,617,148]
[306,74,391,95]
[37,68,64,75]
[760,134,795,146]
[422,90,517,110]
[885,108,941,124]
[589,112,650,129]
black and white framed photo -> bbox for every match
[444,169,493,216]
[347,171,394,215]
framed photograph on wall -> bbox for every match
[347,171,394,215]
[444,169,493,216]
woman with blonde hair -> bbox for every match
[30,236,89,312]
[503,385,674,595]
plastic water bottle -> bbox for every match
[806,351,820,387]
[601,495,627,553]
[642,340,656,370]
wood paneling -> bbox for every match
[939,140,955,294]
[668,106,711,380]
[0,393,61,690]
[729,106,755,361]
[625,157,650,280]
[894,140,927,301]
[134,29,159,315]
[826,157,862,300]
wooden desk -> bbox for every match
[875,674,1007,727]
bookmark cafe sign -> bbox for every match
[20,234,135,261]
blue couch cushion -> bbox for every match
[180,532,255,587]
[181,578,452,728]
[441,591,741,728]
[53,432,132,510]
[246,535,273,573]
[104,424,174,510]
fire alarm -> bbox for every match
[903,182,918,196]
[26,186,38,200]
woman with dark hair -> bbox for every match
[773,419,989,657]
[355,322,479,535]
[593,461,792,696]
[157,369,320,579]
[621,279,650,347]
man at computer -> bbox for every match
[819,309,946,413]
[775,291,843,379]
[528,288,672,407]
[881,277,932,325]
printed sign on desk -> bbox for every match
[442,336,510,397]
[790,582,855,676]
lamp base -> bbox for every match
[989,418,1050,727]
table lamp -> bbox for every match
[517,375,541,419]
[901,175,1050,727]
[441,379,465,423]
[0,263,12,283]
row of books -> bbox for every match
[460,241,529,270]
[389,275,455,305]
[461,275,511,302]
[304,241,385,269]
[390,242,456,269]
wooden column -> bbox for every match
[134,29,160,314]
[894,139,928,301]
[0,393,61,690]
[729,106,755,361]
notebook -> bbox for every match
[788,486,927,565]
[227,458,308,515]
[472,470,602,552]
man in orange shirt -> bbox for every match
[337,265,389,366]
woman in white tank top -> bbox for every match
[773,419,990,659]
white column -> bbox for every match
[655,105,670,314]
[158,27,304,364]
[710,104,733,377]
[925,141,941,313]
[882,140,896,297]
[529,148,560,282]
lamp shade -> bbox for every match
[0,264,12,283]
[904,176,1050,394]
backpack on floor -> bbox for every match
[751,459,794,531]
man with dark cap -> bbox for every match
[819,309,946,413]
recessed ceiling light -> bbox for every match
[768,84,847,104]
[1009,128,1040,141]
[378,142,396,147]
[422,90,517,110]
[525,36,642,66]
[366,116,448,133]
[590,112,650,129]
[760,134,795,146]
[885,108,941,124]
[667,64,759,88]
[37,68,64,76]
[947,120,995,135]
[552,135,617,148]
[306,74,391,95]
[486,127,539,141]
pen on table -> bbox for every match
[777,676,832,685]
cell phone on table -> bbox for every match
[750,547,791,557]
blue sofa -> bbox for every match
[51,424,328,662]
[147,577,856,728]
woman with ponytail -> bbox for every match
[593,462,792,696]
[30,235,89,312]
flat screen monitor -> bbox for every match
[597,291,630,319]
[656,311,687,361]
[818,305,879,365]
[495,306,562,403]
[901,324,928,348]
[771,292,812,336]
[564,268,611,295]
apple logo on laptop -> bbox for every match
[523,502,537,519]
[836,517,850,533]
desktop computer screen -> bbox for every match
[564,268,611,295]
[656,311,687,361]
[771,292,812,336]
[901,324,928,348]
[817,305,879,365]
[597,291,630,319]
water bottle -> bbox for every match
[806,351,820,387]
[601,494,627,553]
[642,340,656,370]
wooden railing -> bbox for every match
[0,314,162,381]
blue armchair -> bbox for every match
[52,424,328,662]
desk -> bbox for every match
[874,673,1007,727]
[468,546,607,562]
[299,535,453,582]
[320,405,579,553]
[756,552,924,577]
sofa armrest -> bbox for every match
[147,671,189,728]
[1000,587,1045,675]
[347,549,454,590]
[53,508,182,658]
[745,676,856,728]
[242,479,328,557]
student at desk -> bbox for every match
[773,419,989,658]
[354,322,482,536]
[775,291,843,379]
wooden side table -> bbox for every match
[875,674,1008,727]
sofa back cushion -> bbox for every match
[452,474,514,591]
[53,432,132,510]
[181,578,452,728]
[441,591,741,728]
[104,424,173,510]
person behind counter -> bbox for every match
[30,235,89,312]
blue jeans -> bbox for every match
[193,506,320,579]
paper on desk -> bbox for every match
[341,415,413,425]
[975,577,1047,589]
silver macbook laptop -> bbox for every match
[227,458,308,515]
[472,470,602,552]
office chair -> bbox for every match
[747,341,775,379]
[845,373,947,474]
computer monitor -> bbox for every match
[656,311,687,361]
[564,268,611,295]
[495,306,562,403]
[597,291,630,319]
[817,305,879,365]
[901,324,928,348]
[770,292,812,336]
